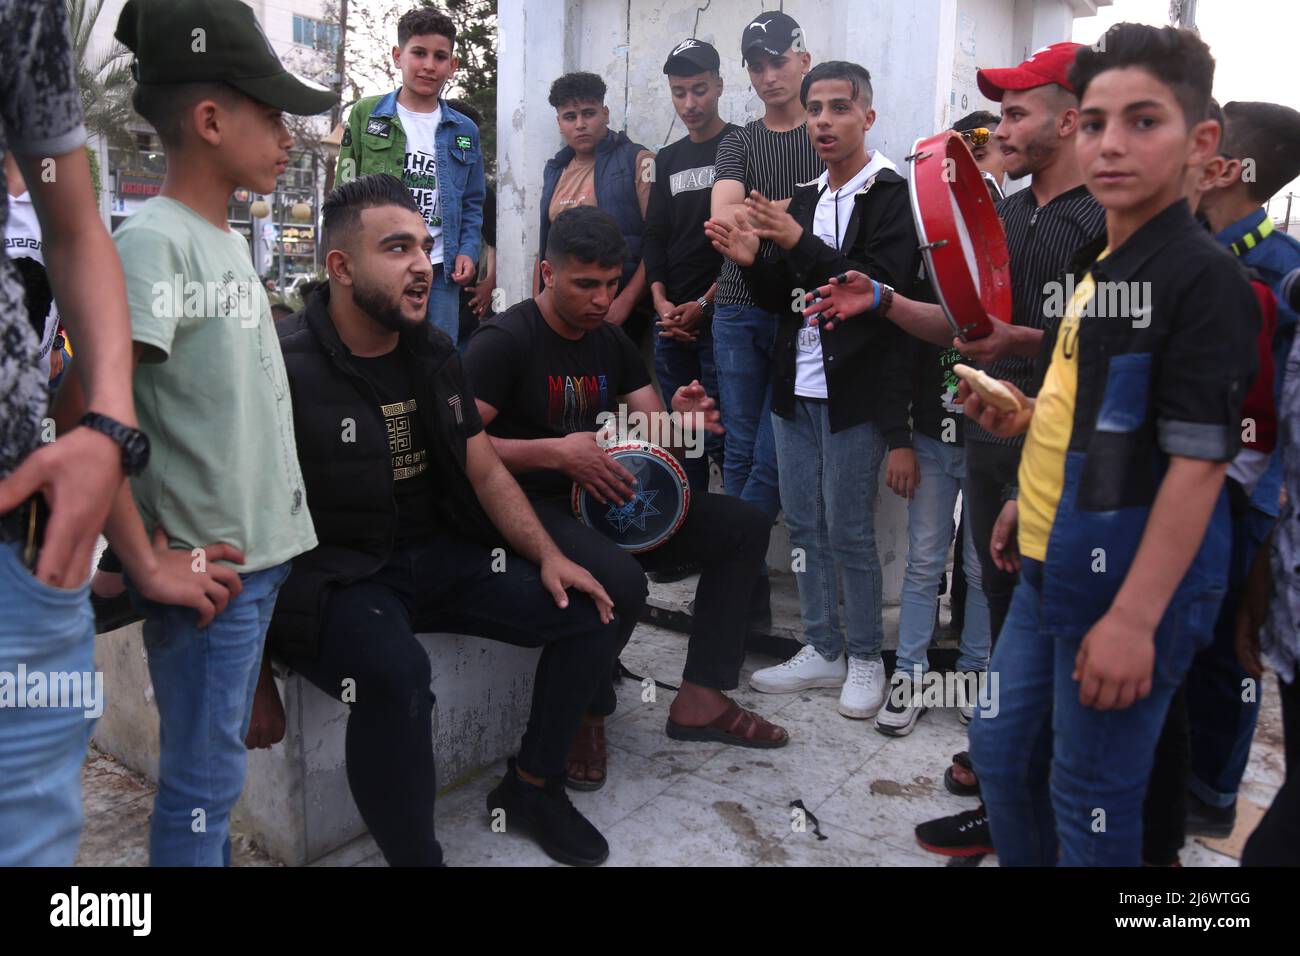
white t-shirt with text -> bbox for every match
[396,103,444,266]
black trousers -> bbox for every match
[964,440,1023,643]
[1242,674,1300,866]
[279,529,621,866]
[531,490,771,716]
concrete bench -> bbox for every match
[92,622,540,865]
[88,490,922,865]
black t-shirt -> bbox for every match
[351,347,440,546]
[911,342,966,445]
[642,123,737,304]
[463,298,651,498]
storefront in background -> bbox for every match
[109,137,320,283]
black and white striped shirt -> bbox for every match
[713,120,825,308]
[966,183,1106,447]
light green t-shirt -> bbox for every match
[113,197,316,572]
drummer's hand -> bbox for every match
[705,215,759,267]
[886,447,920,499]
[957,379,1034,438]
[745,190,804,250]
[671,379,725,437]
[559,430,638,505]
[954,316,1014,365]
[539,549,615,625]
[802,271,876,331]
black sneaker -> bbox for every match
[1184,791,1236,839]
[915,805,993,857]
[648,563,701,584]
[485,758,609,866]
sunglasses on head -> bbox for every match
[960,127,992,147]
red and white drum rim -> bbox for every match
[907,130,1012,340]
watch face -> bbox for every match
[120,428,150,473]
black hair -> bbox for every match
[1221,101,1300,203]
[397,9,456,49]
[270,302,295,321]
[131,81,249,148]
[544,206,627,269]
[549,72,607,110]
[321,173,422,252]
[952,110,1000,133]
[1069,23,1214,129]
[447,98,483,127]
[799,61,873,110]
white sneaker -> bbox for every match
[875,672,924,735]
[839,657,887,719]
[955,671,980,725]
[750,645,846,693]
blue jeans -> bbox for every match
[895,435,992,677]
[0,541,96,865]
[655,324,723,495]
[970,559,1220,866]
[425,265,462,344]
[130,561,291,866]
[712,303,781,520]
[772,402,886,660]
[1186,506,1274,807]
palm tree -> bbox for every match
[66,0,137,154]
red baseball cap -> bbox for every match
[976,42,1084,102]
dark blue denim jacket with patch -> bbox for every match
[1030,200,1259,638]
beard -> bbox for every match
[1005,119,1060,180]
[352,274,422,333]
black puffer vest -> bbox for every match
[269,287,499,658]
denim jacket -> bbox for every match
[1215,208,1300,520]
[1031,200,1259,638]
[336,90,485,267]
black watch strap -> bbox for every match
[79,412,151,476]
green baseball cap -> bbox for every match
[115,0,338,116]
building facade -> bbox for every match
[86,0,337,281]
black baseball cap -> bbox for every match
[663,38,720,76]
[741,11,803,64]
[115,0,338,116]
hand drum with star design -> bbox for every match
[572,441,690,553]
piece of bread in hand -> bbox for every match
[953,363,1023,413]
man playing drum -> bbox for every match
[464,205,790,794]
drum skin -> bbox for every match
[908,130,1012,341]
[572,441,691,553]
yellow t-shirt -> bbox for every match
[1017,252,1107,562]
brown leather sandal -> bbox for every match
[565,719,608,791]
[664,700,789,749]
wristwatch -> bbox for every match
[80,412,151,476]
[876,283,895,317]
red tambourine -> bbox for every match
[907,131,1011,340]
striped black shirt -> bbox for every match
[713,120,825,307]
[966,183,1106,447]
